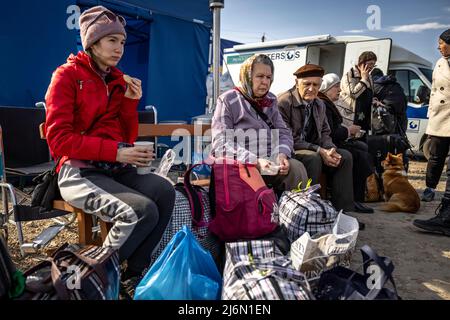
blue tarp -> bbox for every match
[0,0,213,123]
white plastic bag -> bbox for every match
[290,212,359,280]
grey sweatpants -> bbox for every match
[58,164,175,274]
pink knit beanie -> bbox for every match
[79,6,126,50]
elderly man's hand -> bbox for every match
[319,147,341,167]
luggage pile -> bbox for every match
[2,158,400,301]
[136,160,401,301]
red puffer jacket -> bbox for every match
[45,51,139,170]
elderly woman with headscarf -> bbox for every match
[211,54,307,193]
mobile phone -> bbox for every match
[355,129,366,139]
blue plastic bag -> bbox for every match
[134,225,221,300]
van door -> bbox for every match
[343,39,392,74]
[224,47,308,95]
[390,68,430,153]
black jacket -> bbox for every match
[373,75,408,133]
[318,92,349,146]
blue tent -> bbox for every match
[0,0,213,122]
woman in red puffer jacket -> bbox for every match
[45,5,175,286]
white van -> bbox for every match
[223,34,433,155]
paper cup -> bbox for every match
[134,141,154,175]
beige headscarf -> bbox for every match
[237,54,275,109]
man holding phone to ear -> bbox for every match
[278,64,355,212]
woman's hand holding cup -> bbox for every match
[116,141,155,174]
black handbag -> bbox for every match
[372,104,396,135]
[315,245,400,300]
[31,158,61,211]
[17,243,120,300]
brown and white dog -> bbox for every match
[380,153,420,213]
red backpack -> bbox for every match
[189,160,278,242]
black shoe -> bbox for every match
[421,187,435,202]
[358,221,366,230]
[413,199,450,236]
[354,202,374,214]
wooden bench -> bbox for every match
[41,122,329,244]
[40,122,211,245]
[52,200,110,246]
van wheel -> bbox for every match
[422,137,431,160]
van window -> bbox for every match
[392,70,409,98]
[389,70,427,103]
[409,71,427,103]
[419,68,432,83]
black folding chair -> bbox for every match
[0,125,18,243]
[0,106,74,256]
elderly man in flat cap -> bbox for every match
[278,64,355,212]
[414,29,450,236]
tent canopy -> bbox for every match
[0,0,213,122]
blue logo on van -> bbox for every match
[408,120,420,132]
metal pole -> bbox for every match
[0,126,8,237]
[209,0,224,114]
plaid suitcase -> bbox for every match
[278,186,338,243]
[150,185,220,266]
[222,240,312,300]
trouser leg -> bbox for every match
[294,150,322,185]
[343,141,373,202]
[444,149,450,200]
[426,136,450,189]
[114,168,175,272]
[325,148,354,211]
[58,165,174,275]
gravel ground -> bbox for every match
[349,159,450,300]
[1,159,449,300]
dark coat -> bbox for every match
[277,86,335,152]
[373,75,408,133]
[318,92,349,146]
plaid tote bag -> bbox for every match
[222,240,313,300]
[278,185,338,243]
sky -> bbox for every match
[221,0,450,67]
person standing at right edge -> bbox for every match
[414,29,450,237]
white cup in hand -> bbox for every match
[134,141,154,175]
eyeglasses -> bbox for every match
[86,10,126,31]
